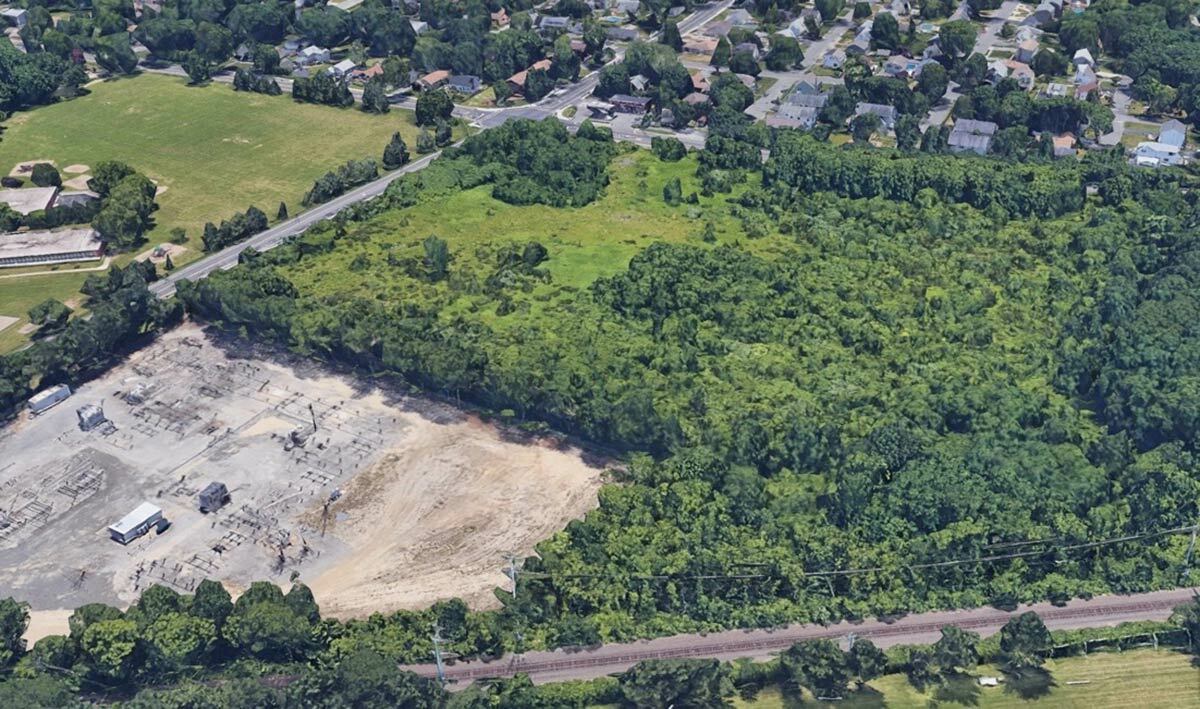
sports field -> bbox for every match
[736,650,1200,708]
[0,73,429,350]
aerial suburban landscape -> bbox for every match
[0,0,1199,705]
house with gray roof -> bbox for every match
[948,118,998,155]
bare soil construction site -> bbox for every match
[0,323,606,626]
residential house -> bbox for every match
[683,36,718,57]
[847,22,872,54]
[690,71,710,93]
[1,8,27,28]
[1042,82,1068,98]
[793,80,822,96]
[611,93,652,113]
[329,58,357,77]
[1132,140,1181,167]
[854,102,897,129]
[786,91,828,110]
[612,0,639,14]
[417,69,451,90]
[448,74,482,93]
[507,58,552,93]
[297,45,330,65]
[784,17,807,40]
[777,104,819,129]
[1159,119,1187,149]
[491,8,509,27]
[766,115,809,130]
[823,50,846,70]
[350,63,384,82]
[1006,60,1035,90]
[630,73,649,92]
[410,19,430,34]
[1016,38,1039,64]
[607,26,639,41]
[570,39,587,54]
[1072,48,1094,69]
[683,91,710,106]
[539,15,570,32]
[1052,132,1076,158]
[948,118,998,155]
[1075,81,1098,101]
[1073,61,1095,84]
[734,73,756,90]
[734,42,760,60]
[727,9,757,27]
[883,56,910,78]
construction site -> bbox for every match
[0,323,606,623]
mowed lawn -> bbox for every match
[734,650,1200,709]
[0,73,424,350]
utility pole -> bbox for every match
[431,622,447,686]
[1183,524,1198,580]
[505,554,520,598]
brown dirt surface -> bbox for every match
[306,415,607,618]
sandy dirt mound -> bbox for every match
[62,164,90,174]
[0,315,17,332]
[307,416,606,618]
[23,609,71,644]
[62,176,92,190]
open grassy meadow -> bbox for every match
[734,650,1200,709]
[0,73,429,350]
[284,150,767,314]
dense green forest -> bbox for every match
[172,120,1200,651]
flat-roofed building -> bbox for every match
[0,186,57,215]
[0,228,104,268]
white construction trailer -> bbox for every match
[27,384,71,415]
[107,502,163,545]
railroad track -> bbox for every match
[401,590,1194,684]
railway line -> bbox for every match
[400,587,1198,686]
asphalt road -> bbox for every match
[146,1,732,297]
[402,587,1199,686]
[148,149,443,298]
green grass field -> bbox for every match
[0,73,432,350]
[283,151,763,317]
[735,650,1200,709]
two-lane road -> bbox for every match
[149,149,444,297]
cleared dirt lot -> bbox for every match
[2,322,606,628]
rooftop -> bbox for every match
[108,502,162,536]
[0,186,57,215]
[0,228,103,266]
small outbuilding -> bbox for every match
[76,404,107,431]
[199,482,231,513]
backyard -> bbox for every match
[0,72,433,350]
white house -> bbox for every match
[329,58,357,77]
[297,45,330,64]
[1132,141,1182,167]
[1072,48,1094,68]
[410,18,430,34]
[1,8,27,27]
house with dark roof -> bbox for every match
[948,119,998,155]
[448,75,482,93]
[854,102,897,129]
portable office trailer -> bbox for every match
[27,384,71,415]
[108,502,163,544]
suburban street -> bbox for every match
[402,587,1199,687]
[147,1,732,297]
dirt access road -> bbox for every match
[403,587,1199,686]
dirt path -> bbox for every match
[307,415,606,617]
